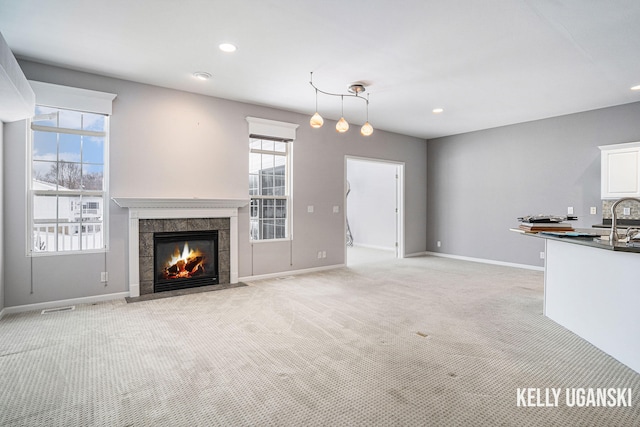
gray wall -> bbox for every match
[2,60,427,307]
[346,159,397,250]
[426,101,640,267]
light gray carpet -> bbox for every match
[347,246,396,266]
[1,255,638,426]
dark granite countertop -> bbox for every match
[526,232,640,254]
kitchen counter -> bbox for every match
[515,229,640,374]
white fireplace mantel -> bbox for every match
[112,197,249,210]
[113,197,249,297]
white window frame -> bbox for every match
[249,139,291,241]
[27,81,116,256]
[246,117,298,242]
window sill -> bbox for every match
[28,248,108,257]
[250,238,292,244]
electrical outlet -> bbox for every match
[437,241,441,248]
[307,205,314,213]
[100,272,108,282]
[540,252,545,260]
[322,251,326,258]
[317,251,322,259]
[590,206,597,215]
[623,207,631,215]
[567,206,574,215]
[333,206,340,213]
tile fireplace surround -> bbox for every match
[112,198,249,297]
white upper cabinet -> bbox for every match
[600,141,640,199]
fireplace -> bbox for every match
[137,217,231,295]
[112,197,248,298]
[153,230,219,293]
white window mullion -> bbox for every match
[54,195,59,252]
[31,124,106,138]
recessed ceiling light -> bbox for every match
[219,43,237,53]
[432,108,444,114]
[193,71,212,81]
[631,85,640,91]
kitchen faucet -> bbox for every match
[609,197,640,245]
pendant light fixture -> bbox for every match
[309,72,374,136]
[310,88,324,128]
[336,96,349,133]
[360,93,373,136]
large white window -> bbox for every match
[249,137,290,240]
[246,117,298,241]
[27,82,116,254]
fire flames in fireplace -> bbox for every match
[154,230,218,292]
[162,242,206,280]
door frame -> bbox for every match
[344,156,405,264]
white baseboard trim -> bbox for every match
[240,264,345,282]
[404,251,428,258]
[1,291,130,316]
[424,251,544,271]
[129,283,140,298]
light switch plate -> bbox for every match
[333,206,339,213]
[307,205,314,213]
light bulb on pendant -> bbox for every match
[310,88,324,128]
[360,95,373,136]
[310,112,324,128]
[336,117,349,133]
[361,121,373,136]
[336,95,349,133]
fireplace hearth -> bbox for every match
[153,230,219,293]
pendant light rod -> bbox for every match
[365,93,369,121]
[309,72,369,107]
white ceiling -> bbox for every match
[1,0,639,139]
